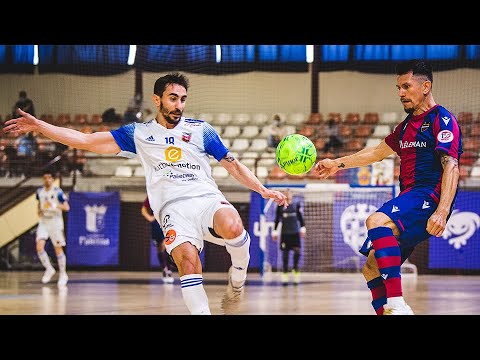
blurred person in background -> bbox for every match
[35,169,70,287]
[12,90,35,118]
[141,196,174,283]
[272,189,306,285]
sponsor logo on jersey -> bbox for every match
[145,135,155,142]
[165,146,182,162]
[437,130,453,143]
[442,116,450,126]
[399,140,427,149]
[422,200,430,209]
[164,229,177,245]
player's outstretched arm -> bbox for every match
[314,139,395,179]
[3,108,120,155]
[220,154,288,208]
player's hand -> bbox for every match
[271,230,279,241]
[263,189,288,208]
[313,158,340,179]
[3,108,40,136]
[426,210,448,237]
[299,226,306,239]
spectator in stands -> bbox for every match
[324,116,343,154]
[12,90,35,118]
[271,189,306,286]
[4,72,288,316]
[35,169,70,287]
[267,114,287,150]
[314,59,462,315]
[141,196,174,283]
[15,131,38,178]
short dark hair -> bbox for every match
[19,90,27,98]
[42,169,54,177]
[395,59,433,83]
[153,72,189,96]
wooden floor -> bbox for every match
[1,270,479,315]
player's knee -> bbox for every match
[366,212,388,229]
[218,218,244,239]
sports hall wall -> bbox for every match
[0,67,479,118]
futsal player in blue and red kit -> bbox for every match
[314,59,462,315]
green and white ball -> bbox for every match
[276,134,317,175]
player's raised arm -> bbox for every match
[314,139,395,179]
[3,108,121,155]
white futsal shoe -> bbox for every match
[221,266,245,315]
[41,267,56,284]
[383,303,414,315]
[57,273,68,287]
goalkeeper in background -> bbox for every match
[272,189,306,285]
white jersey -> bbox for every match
[110,117,229,218]
[36,186,67,220]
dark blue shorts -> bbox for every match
[152,221,165,247]
[359,188,440,261]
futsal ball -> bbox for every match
[276,134,317,175]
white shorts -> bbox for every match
[159,194,237,254]
[36,217,66,247]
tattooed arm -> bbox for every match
[426,154,460,237]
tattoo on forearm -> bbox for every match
[224,152,235,162]
[338,163,345,168]
[440,154,458,168]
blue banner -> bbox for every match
[66,192,120,266]
[429,191,480,269]
[333,190,392,269]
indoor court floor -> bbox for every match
[0,270,479,315]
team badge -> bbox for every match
[420,122,430,132]
[182,132,192,143]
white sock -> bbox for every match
[57,253,67,274]
[38,250,53,270]
[180,274,211,315]
[224,229,250,283]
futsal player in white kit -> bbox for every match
[36,169,70,287]
[5,72,288,315]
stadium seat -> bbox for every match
[222,125,241,139]
[251,113,269,124]
[114,165,132,177]
[133,166,145,177]
[256,166,269,178]
[306,112,323,125]
[288,113,306,126]
[242,125,260,138]
[212,166,229,179]
[214,113,232,126]
[232,113,251,126]
[198,113,214,122]
[230,138,250,152]
[257,158,277,168]
[268,166,287,180]
[372,125,391,138]
[248,138,268,153]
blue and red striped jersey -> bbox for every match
[385,105,463,200]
